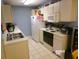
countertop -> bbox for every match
[40,28,67,36]
[2,26,29,45]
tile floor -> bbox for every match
[28,39,61,59]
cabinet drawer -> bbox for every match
[54,35,66,40]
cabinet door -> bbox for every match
[53,35,67,50]
[31,9,38,16]
[48,4,54,16]
[48,4,55,22]
[5,41,29,59]
[71,0,77,21]
[40,7,44,14]
[43,6,49,21]
[1,41,5,59]
[60,0,77,22]
[2,5,13,23]
[60,0,71,22]
[31,9,35,16]
[54,2,60,22]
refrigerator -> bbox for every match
[31,15,45,42]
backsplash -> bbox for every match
[45,22,77,28]
[45,22,76,35]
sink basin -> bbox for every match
[7,33,24,41]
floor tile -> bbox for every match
[28,39,61,59]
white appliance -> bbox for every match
[31,16,45,42]
[40,28,67,53]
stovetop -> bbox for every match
[7,33,24,41]
[45,27,60,32]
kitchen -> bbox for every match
[1,0,78,59]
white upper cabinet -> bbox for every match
[43,6,49,21]
[48,4,55,22]
[60,0,77,22]
[43,1,61,22]
[48,4,54,16]
[53,2,60,22]
[40,7,44,14]
[31,9,39,16]
[2,5,13,23]
[40,0,77,22]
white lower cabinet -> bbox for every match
[53,34,67,51]
[39,30,43,43]
[1,41,5,59]
[4,41,29,59]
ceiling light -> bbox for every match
[24,0,36,5]
[20,0,26,3]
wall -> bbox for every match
[12,6,32,36]
[1,0,3,4]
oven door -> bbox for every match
[43,31,53,47]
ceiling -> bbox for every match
[3,0,52,6]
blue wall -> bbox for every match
[12,6,32,36]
